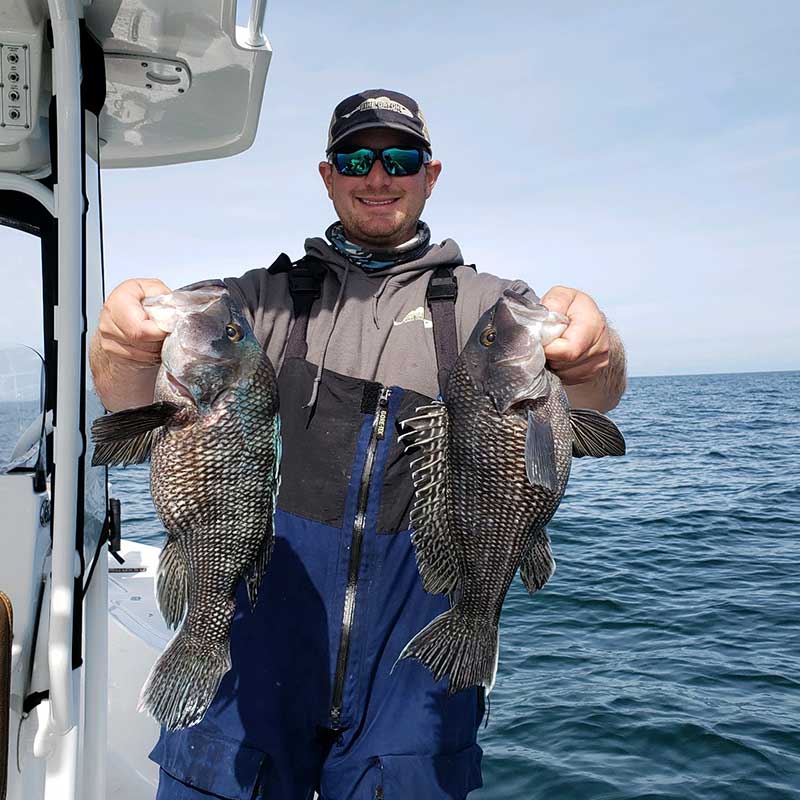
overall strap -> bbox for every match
[427,266,467,397]
[277,255,326,359]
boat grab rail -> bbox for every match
[45,0,83,748]
[245,0,269,47]
[0,174,56,217]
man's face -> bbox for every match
[319,128,442,249]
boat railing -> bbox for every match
[1,0,275,796]
[246,0,270,47]
[0,2,87,795]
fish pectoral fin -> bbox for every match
[525,412,558,493]
[519,527,556,594]
[91,401,183,467]
[568,408,626,458]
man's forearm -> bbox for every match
[90,331,159,412]
[564,326,627,413]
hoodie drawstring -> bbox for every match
[371,273,394,330]
[304,259,351,411]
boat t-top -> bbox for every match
[0,2,273,798]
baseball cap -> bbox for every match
[326,89,432,154]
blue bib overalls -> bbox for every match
[151,261,485,799]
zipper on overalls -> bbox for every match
[330,385,391,728]
[375,758,385,799]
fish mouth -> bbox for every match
[493,353,532,370]
[166,370,231,411]
[166,372,195,404]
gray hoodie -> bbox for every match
[226,234,537,400]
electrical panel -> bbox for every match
[0,42,31,132]
[0,23,49,173]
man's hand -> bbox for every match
[90,278,172,411]
[540,286,609,385]
[539,285,627,412]
[95,278,172,365]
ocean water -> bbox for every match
[0,399,41,469]
[109,371,800,799]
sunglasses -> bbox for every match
[330,147,431,177]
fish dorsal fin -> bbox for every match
[525,412,558,492]
[398,402,459,595]
[91,401,183,467]
[569,408,626,458]
[519,527,556,594]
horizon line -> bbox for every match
[629,368,798,380]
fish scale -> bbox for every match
[397,290,625,694]
[140,353,280,729]
[91,281,281,730]
[448,359,572,627]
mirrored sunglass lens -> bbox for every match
[381,148,423,176]
[335,149,375,175]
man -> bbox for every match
[91,90,626,799]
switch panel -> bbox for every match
[0,42,31,131]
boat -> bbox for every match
[0,2,273,798]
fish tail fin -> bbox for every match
[395,606,499,695]
[138,632,231,730]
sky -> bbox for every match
[1,0,798,378]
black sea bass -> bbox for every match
[92,280,280,730]
[397,290,625,693]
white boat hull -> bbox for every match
[108,541,170,800]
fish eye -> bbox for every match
[480,326,497,347]
[225,323,243,342]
